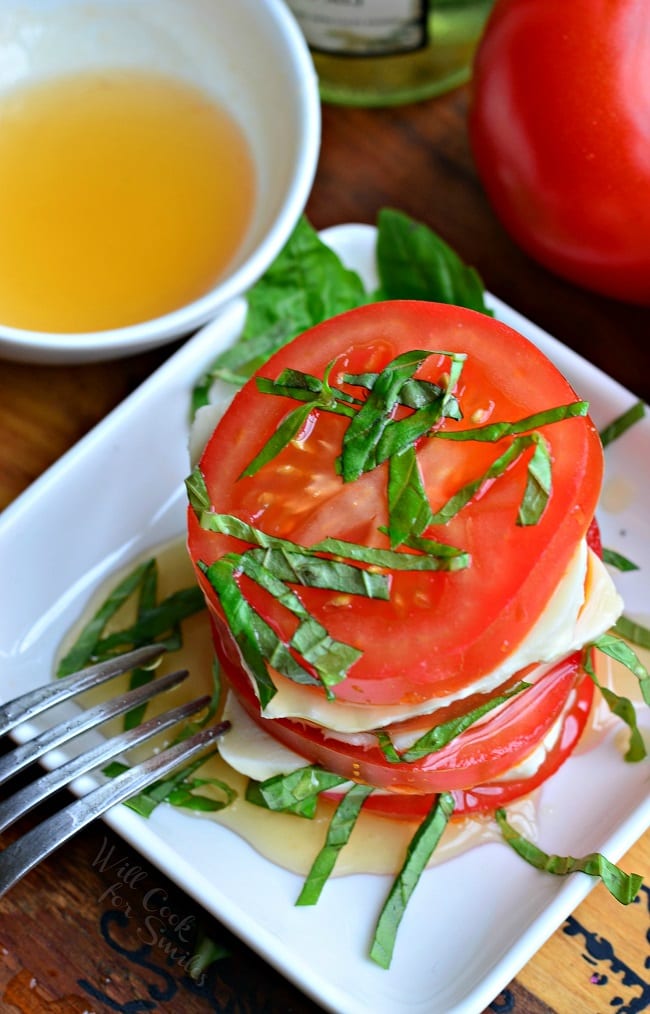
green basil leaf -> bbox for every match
[247,546,389,599]
[387,445,433,547]
[593,632,650,707]
[434,402,589,444]
[584,647,646,762]
[246,765,348,818]
[296,783,374,906]
[239,401,315,478]
[185,466,211,516]
[614,615,650,654]
[187,925,230,976]
[428,434,531,525]
[240,553,360,692]
[166,775,236,812]
[340,349,435,482]
[202,557,278,708]
[257,369,359,411]
[375,352,465,466]
[377,398,448,462]
[518,436,552,526]
[370,792,455,969]
[122,560,159,730]
[344,372,455,412]
[375,207,492,315]
[56,559,157,676]
[199,513,467,572]
[375,730,401,763]
[399,532,470,565]
[95,586,206,654]
[602,548,640,572]
[495,809,643,905]
[599,401,645,448]
[290,617,362,690]
[395,681,530,762]
[106,752,233,819]
[248,610,321,689]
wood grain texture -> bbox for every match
[0,79,648,1014]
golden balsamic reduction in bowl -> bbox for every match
[0,70,256,333]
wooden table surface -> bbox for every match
[0,86,649,1014]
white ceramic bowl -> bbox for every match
[0,0,320,364]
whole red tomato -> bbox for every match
[469,0,650,305]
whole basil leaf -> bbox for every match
[374,207,492,315]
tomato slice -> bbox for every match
[351,668,595,819]
[189,300,602,708]
[217,637,588,795]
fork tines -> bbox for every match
[0,646,228,898]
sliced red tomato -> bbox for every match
[356,670,595,819]
[217,639,587,796]
[189,300,602,708]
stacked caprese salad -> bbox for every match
[187,300,624,827]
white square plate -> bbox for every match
[1,224,648,1014]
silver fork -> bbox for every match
[0,644,228,897]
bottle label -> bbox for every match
[287,1,428,57]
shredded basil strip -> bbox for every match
[123,559,160,729]
[106,753,234,818]
[344,371,460,414]
[103,660,234,817]
[614,615,650,654]
[518,437,552,526]
[602,548,640,572]
[238,401,316,479]
[92,587,206,656]
[370,792,455,969]
[248,609,321,689]
[495,809,643,905]
[246,765,348,819]
[376,353,466,463]
[56,559,158,677]
[247,547,389,599]
[379,681,531,763]
[196,512,467,572]
[59,557,232,819]
[584,646,646,762]
[256,369,360,412]
[592,632,650,707]
[391,531,467,562]
[387,446,434,547]
[56,555,206,728]
[599,400,646,448]
[429,433,551,527]
[296,783,374,906]
[185,466,211,514]
[340,349,438,482]
[201,557,279,708]
[433,402,589,443]
[188,924,230,976]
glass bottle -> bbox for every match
[286,0,494,107]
